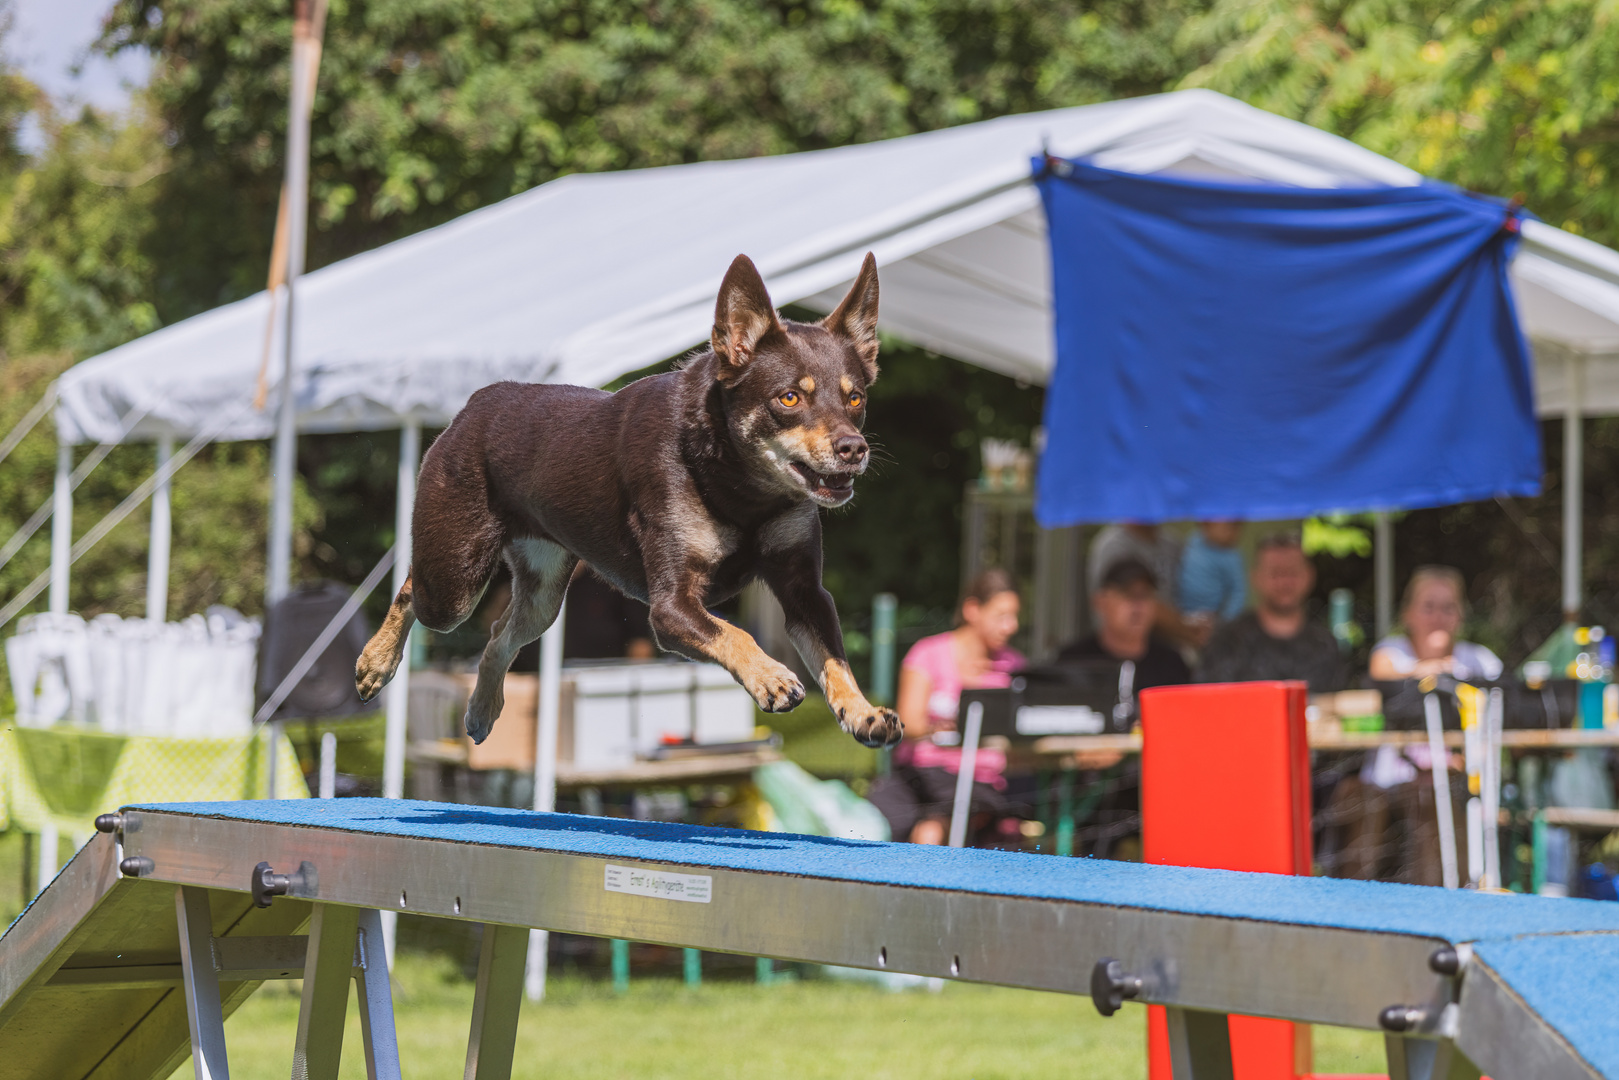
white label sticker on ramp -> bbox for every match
[604,864,712,903]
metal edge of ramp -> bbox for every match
[0,833,121,1027]
[1456,954,1604,1080]
[121,809,1451,1020]
[0,834,314,1080]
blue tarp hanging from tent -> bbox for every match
[1034,158,1540,527]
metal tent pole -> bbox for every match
[146,431,173,624]
[265,0,318,609]
[1374,512,1393,639]
[379,419,420,970]
[525,602,567,1002]
[382,419,420,802]
[1563,354,1585,621]
[49,439,71,615]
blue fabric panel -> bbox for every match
[1475,934,1619,1077]
[1034,159,1540,525]
[132,799,1619,943]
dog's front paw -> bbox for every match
[838,704,903,748]
[742,661,806,713]
[355,643,401,703]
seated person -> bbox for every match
[1178,520,1246,627]
[1368,565,1501,682]
[867,569,1024,845]
[1087,524,1208,648]
[1197,532,1347,692]
[1060,558,1191,692]
[1328,566,1499,887]
[1055,558,1188,855]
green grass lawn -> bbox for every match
[193,953,1387,1079]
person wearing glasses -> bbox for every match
[1367,565,1501,683]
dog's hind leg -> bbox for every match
[356,573,418,703]
[463,538,578,744]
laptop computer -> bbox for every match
[957,660,1138,742]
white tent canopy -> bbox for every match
[56,88,1619,446]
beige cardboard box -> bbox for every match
[455,673,575,772]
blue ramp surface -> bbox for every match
[1475,934,1619,1078]
[134,799,1619,944]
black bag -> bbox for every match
[255,581,379,721]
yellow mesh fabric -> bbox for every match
[0,723,308,837]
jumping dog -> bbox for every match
[355,253,903,749]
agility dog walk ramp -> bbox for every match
[2,799,1618,1080]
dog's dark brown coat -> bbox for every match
[356,254,901,748]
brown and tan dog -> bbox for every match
[355,253,902,749]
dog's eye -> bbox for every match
[777,390,801,407]
[848,392,864,409]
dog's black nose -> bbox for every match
[833,434,868,465]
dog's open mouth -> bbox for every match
[789,462,856,502]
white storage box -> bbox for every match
[563,661,756,770]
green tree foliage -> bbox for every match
[100,0,1201,323]
[0,17,323,647]
[1179,0,1619,244]
[0,107,164,358]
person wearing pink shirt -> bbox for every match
[867,569,1025,845]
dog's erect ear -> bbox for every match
[821,252,880,382]
[712,255,784,382]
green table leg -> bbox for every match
[684,948,702,987]
[1531,813,1547,895]
[611,939,630,994]
[1056,768,1076,857]
[755,956,774,985]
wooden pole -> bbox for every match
[265,0,328,607]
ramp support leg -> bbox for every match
[293,903,361,1080]
[1164,1007,1234,1080]
[354,909,403,1080]
[176,886,231,1080]
[465,923,528,1080]
[1385,1036,1482,1080]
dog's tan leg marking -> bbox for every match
[816,656,902,748]
[701,621,805,713]
[464,539,577,744]
[356,574,417,702]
